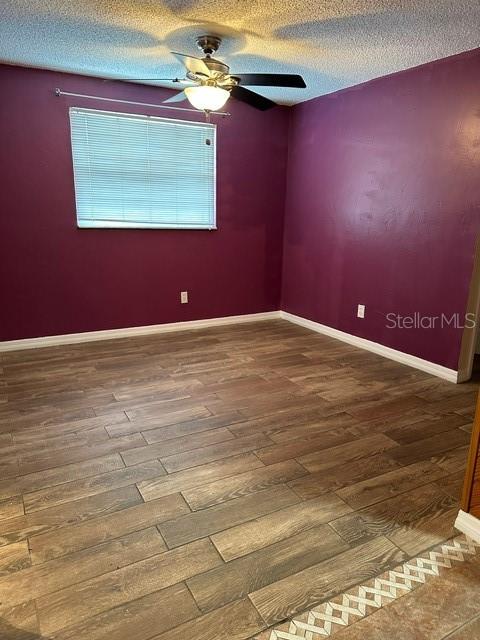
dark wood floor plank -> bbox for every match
[160,485,300,549]
[0,453,124,501]
[36,538,221,634]
[249,536,405,625]
[348,408,434,436]
[106,407,222,439]
[0,485,141,547]
[0,527,166,607]
[29,492,190,564]
[204,375,299,402]
[0,495,24,520]
[0,457,19,481]
[137,452,264,502]
[0,434,13,447]
[151,598,266,640]
[0,601,40,639]
[435,471,465,500]
[330,482,457,547]
[268,412,360,443]
[182,460,307,511]
[187,524,348,613]
[346,395,428,421]
[23,460,165,513]
[255,429,361,466]
[297,433,398,473]
[160,433,273,473]
[425,393,477,415]
[289,453,401,500]
[335,460,448,509]
[227,408,352,439]
[50,582,200,640]
[139,411,245,443]
[11,411,129,441]
[121,427,234,466]
[388,506,458,555]
[432,445,469,474]
[205,390,333,422]
[125,403,212,424]
[386,429,470,466]
[0,540,31,576]
[384,414,469,445]
[18,433,146,475]
[0,408,98,435]
[12,425,110,457]
[211,494,352,561]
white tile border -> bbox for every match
[280,311,459,383]
[454,509,480,544]
[253,534,478,640]
[0,311,282,352]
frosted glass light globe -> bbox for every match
[185,86,230,111]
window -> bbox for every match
[69,108,216,229]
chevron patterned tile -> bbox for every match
[252,535,479,640]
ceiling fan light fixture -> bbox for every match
[184,85,230,111]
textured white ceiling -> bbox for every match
[0,0,479,105]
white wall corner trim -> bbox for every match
[0,311,282,352]
[280,311,459,383]
[455,510,480,543]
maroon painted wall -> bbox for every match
[282,48,480,370]
[0,64,288,341]
[2,51,480,370]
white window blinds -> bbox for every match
[69,108,216,229]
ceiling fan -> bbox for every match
[140,35,306,113]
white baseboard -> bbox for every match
[455,510,480,543]
[0,311,282,352]
[0,309,461,384]
[280,311,459,383]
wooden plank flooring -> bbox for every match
[0,319,477,639]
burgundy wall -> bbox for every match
[2,51,480,370]
[282,48,480,370]
[0,64,288,341]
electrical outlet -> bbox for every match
[181,291,188,304]
[357,304,365,318]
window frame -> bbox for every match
[69,107,217,231]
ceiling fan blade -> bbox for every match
[230,85,276,111]
[124,78,183,81]
[163,91,188,104]
[232,73,306,88]
[171,52,211,77]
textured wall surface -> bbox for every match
[281,49,480,370]
[0,64,288,341]
[2,50,480,370]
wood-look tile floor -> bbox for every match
[0,319,477,640]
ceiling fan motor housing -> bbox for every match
[194,35,230,78]
[196,35,221,56]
